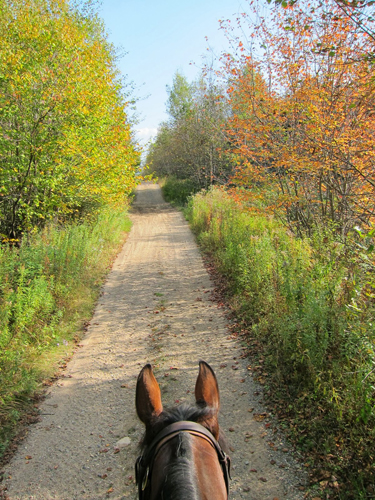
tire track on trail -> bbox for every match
[1,183,306,499]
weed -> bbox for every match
[187,188,375,496]
[0,206,132,458]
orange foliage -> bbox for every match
[224,0,375,234]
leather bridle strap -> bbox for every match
[135,421,231,499]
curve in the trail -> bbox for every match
[2,183,306,500]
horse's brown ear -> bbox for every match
[195,361,220,412]
[136,364,163,424]
[195,361,220,438]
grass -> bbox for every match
[186,187,375,498]
[0,206,132,458]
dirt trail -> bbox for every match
[2,183,306,500]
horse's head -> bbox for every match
[135,361,230,500]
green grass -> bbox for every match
[0,206,132,457]
[186,188,375,498]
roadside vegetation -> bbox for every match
[0,209,132,458]
[148,0,375,496]
[0,0,140,242]
[159,177,200,207]
[187,188,374,498]
[0,0,141,458]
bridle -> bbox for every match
[135,421,231,500]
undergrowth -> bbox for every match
[159,176,200,206]
[0,207,131,458]
[186,188,375,499]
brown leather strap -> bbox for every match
[136,421,231,499]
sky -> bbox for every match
[99,0,248,148]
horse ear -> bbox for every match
[136,364,163,424]
[195,361,220,412]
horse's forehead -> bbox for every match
[175,431,194,458]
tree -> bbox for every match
[147,71,233,188]
[223,0,375,235]
[0,0,140,239]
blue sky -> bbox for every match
[99,0,247,147]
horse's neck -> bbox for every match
[151,433,227,500]
[153,433,200,500]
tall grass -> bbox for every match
[187,188,375,494]
[0,207,131,456]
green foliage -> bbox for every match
[147,71,233,188]
[166,72,194,122]
[0,0,140,239]
[160,176,200,206]
[187,188,375,490]
[0,206,131,453]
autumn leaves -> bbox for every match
[149,0,375,238]
[225,1,375,234]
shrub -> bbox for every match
[187,188,375,491]
[0,206,131,454]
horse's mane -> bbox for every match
[139,402,228,453]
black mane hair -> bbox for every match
[139,402,228,453]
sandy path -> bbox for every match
[2,183,306,500]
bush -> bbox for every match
[0,207,131,454]
[160,176,200,206]
[187,188,375,492]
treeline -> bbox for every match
[148,0,375,238]
[0,0,140,241]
